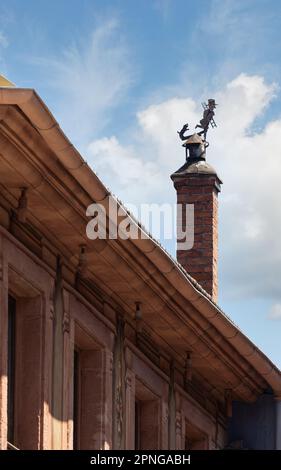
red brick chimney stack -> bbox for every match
[171,135,222,302]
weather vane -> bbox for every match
[178,99,218,161]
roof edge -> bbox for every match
[1,87,280,397]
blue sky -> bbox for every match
[1,0,281,368]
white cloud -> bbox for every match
[268,303,281,320]
[33,19,133,144]
[87,97,198,204]
[88,136,159,189]
[86,73,281,301]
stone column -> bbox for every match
[161,400,169,450]
[0,236,8,450]
[41,279,55,450]
[51,259,65,449]
[168,363,176,450]
[61,289,72,449]
[66,316,75,450]
[51,268,73,450]
[104,348,113,450]
[125,369,135,450]
[112,316,126,450]
[175,410,183,450]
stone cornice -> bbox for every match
[0,88,280,400]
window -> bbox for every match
[7,270,44,449]
[134,380,160,450]
[73,324,106,449]
[7,289,43,449]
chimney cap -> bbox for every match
[171,159,222,185]
[181,133,204,147]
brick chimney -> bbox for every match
[171,134,222,302]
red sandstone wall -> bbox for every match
[0,228,227,450]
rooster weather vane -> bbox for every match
[178,99,218,161]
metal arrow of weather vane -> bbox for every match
[178,98,218,161]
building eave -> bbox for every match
[0,87,280,399]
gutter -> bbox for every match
[0,87,280,397]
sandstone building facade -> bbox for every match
[0,84,280,450]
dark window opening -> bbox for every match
[134,381,160,450]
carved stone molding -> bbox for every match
[62,289,70,334]
[112,315,126,450]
